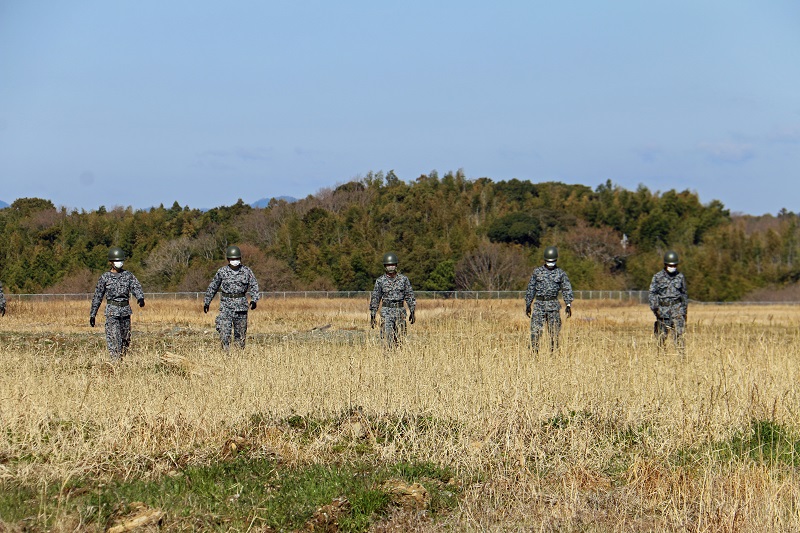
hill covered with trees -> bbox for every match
[1,171,798,301]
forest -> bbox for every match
[1,171,798,301]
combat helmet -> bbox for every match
[543,246,559,261]
[382,252,398,266]
[108,247,126,261]
[226,245,242,260]
[663,250,680,266]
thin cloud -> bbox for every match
[698,141,755,164]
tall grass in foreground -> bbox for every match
[2,298,800,530]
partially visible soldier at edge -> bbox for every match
[204,245,260,351]
[0,280,6,317]
[89,247,146,361]
[370,252,416,349]
[649,250,688,352]
[524,246,574,353]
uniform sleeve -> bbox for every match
[648,274,659,311]
[90,275,106,317]
[130,274,145,302]
[404,276,416,312]
[524,273,536,308]
[561,271,574,305]
[204,270,222,307]
[0,283,6,309]
[369,278,383,313]
[680,275,688,310]
[248,268,261,302]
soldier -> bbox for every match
[0,281,6,317]
[649,250,688,351]
[370,252,416,348]
[524,246,574,353]
[203,245,260,351]
[89,247,146,361]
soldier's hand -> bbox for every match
[0,307,4,317]
[409,310,415,324]
[654,309,661,319]
[138,298,145,308]
[370,314,377,329]
[565,304,572,318]
[203,304,209,314]
[250,301,257,310]
[525,305,531,318]
[89,316,95,328]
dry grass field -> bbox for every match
[2,297,800,531]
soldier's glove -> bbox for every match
[138,299,145,308]
[409,310,415,324]
[370,313,377,329]
[0,307,4,317]
[203,304,209,314]
[565,304,572,318]
[89,316,95,328]
[525,305,531,318]
[250,301,257,310]
[653,309,661,319]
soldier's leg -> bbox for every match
[547,311,563,352]
[215,312,234,350]
[383,313,399,348]
[120,316,132,356]
[654,318,668,348]
[673,315,686,353]
[232,312,248,349]
[104,316,123,360]
[530,310,545,353]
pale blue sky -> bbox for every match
[1,1,798,214]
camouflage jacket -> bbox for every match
[524,266,574,311]
[648,270,687,313]
[370,273,416,314]
[204,265,260,312]
[90,270,145,318]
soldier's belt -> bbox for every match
[659,298,681,305]
[107,299,130,307]
[222,292,246,298]
[383,301,405,308]
[535,296,557,302]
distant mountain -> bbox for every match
[0,200,9,209]
[251,195,297,208]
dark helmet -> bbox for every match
[663,250,680,266]
[543,246,559,261]
[108,247,126,261]
[226,245,242,260]
[382,252,398,265]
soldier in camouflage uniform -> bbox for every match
[0,281,6,317]
[203,245,260,351]
[370,252,416,348]
[524,246,574,353]
[649,250,688,351]
[89,247,146,361]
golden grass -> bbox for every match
[2,297,800,530]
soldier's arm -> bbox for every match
[404,277,416,311]
[369,278,383,313]
[248,269,261,302]
[561,271,574,305]
[524,273,536,309]
[130,274,146,302]
[204,271,222,306]
[90,275,106,318]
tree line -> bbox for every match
[1,171,798,301]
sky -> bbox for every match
[1,1,798,215]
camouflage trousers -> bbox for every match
[654,305,686,351]
[380,308,407,349]
[531,309,562,353]
[105,315,132,360]
[216,311,249,350]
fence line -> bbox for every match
[5,290,798,304]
